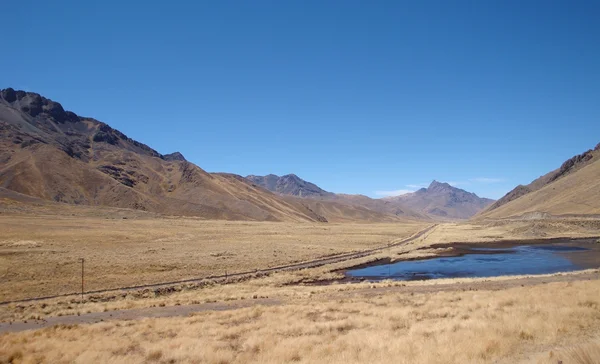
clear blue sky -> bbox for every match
[3,1,599,199]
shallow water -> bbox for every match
[346,243,600,281]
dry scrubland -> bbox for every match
[0,214,426,301]
[2,279,600,364]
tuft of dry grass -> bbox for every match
[531,339,600,364]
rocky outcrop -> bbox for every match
[164,152,186,162]
[1,88,78,123]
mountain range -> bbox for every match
[0,88,414,222]
[1,87,597,222]
[246,174,493,219]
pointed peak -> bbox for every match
[163,152,186,162]
[428,180,451,189]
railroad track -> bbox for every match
[0,224,437,305]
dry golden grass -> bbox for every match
[417,219,600,244]
[2,216,598,322]
[2,279,600,364]
[532,339,600,364]
[0,214,426,301]
[480,156,600,219]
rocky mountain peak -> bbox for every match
[428,180,452,191]
[392,179,494,219]
[1,88,79,124]
[163,152,186,162]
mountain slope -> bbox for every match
[386,181,494,219]
[0,88,360,222]
[482,143,600,215]
[478,144,600,219]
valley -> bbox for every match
[0,88,599,364]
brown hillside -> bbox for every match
[483,143,600,214]
[478,146,600,219]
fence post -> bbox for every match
[79,258,85,301]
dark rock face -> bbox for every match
[164,152,186,162]
[20,93,44,116]
[93,125,120,145]
[1,88,17,102]
[43,100,68,123]
[65,111,80,123]
[97,165,139,187]
[1,88,164,159]
[1,88,77,124]
[551,150,595,183]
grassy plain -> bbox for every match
[0,214,426,301]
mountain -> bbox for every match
[478,143,600,219]
[245,174,431,220]
[246,174,334,198]
[1,87,419,223]
[385,180,494,219]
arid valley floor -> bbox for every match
[1,202,599,364]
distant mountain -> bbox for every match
[386,180,494,219]
[478,143,600,219]
[246,174,430,220]
[246,174,334,198]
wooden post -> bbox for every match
[388,243,391,278]
[79,258,84,301]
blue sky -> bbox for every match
[2,1,599,199]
